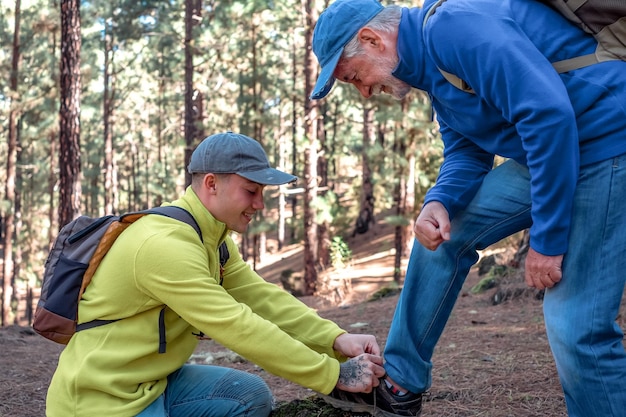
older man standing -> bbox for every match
[310,0,626,416]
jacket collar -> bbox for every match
[170,187,230,249]
[392,5,442,93]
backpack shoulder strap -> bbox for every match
[218,241,229,266]
[122,206,204,243]
[423,0,477,94]
[551,53,600,72]
[76,206,205,353]
[423,0,447,24]
[438,68,476,94]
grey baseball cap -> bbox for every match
[188,132,297,186]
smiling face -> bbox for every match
[334,53,411,100]
[333,27,411,100]
[199,173,266,233]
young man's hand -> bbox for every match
[333,334,385,392]
[333,333,381,357]
[336,353,385,393]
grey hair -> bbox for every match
[342,5,402,59]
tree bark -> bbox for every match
[58,0,82,228]
[353,105,376,236]
[103,20,115,215]
[290,27,298,243]
[2,0,21,325]
[302,0,320,295]
[393,98,415,283]
[184,0,197,188]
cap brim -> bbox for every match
[310,49,342,100]
[237,169,298,186]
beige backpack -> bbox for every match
[424,0,626,93]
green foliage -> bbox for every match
[470,264,514,294]
[470,276,499,294]
[384,214,411,227]
[368,284,401,301]
[329,236,352,269]
[314,190,341,225]
[248,218,274,235]
[2,0,440,324]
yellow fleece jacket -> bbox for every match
[46,187,345,416]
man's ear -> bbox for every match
[203,173,218,193]
[357,27,385,52]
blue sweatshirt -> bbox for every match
[393,0,626,255]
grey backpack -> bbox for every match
[424,0,626,93]
[33,206,229,351]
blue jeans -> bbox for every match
[384,157,626,417]
[136,365,273,417]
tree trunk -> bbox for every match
[353,106,376,236]
[103,21,115,215]
[511,229,530,268]
[251,22,267,267]
[130,137,139,211]
[13,135,23,324]
[184,0,197,188]
[303,142,319,295]
[393,98,415,283]
[2,0,21,326]
[316,102,330,268]
[47,130,57,243]
[302,0,320,295]
[290,27,298,243]
[154,40,166,207]
[58,0,82,228]
[276,110,289,250]
[46,9,60,241]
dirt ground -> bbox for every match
[2,220,624,417]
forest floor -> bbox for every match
[2,217,624,417]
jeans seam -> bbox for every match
[587,158,617,414]
[418,205,532,351]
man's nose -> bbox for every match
[253,195,265,210]
[355,83,373,98]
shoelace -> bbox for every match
[372,386,377,414]
[374,375,386,413]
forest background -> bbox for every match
[0,0,447,327]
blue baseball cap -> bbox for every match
[311,0,384,100]
[188,132,297,186]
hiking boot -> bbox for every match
[319,382,423,417]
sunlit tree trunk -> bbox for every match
[290,27,299,243]
[302,0,320,295]
[251,21,267,268]
[14,139,23,323]
[103,20,116,215]
[277,109,289,250]
[316,101,330,268]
